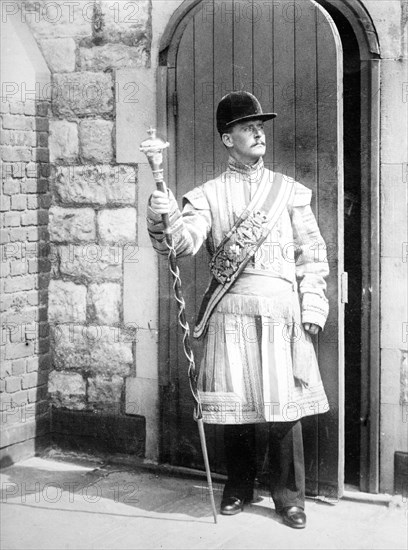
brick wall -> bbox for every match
[1,97,51,463]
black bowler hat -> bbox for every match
[216,91,277,135]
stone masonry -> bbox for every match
[1,0,152,459]
[26,0,152,415]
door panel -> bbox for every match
[162,0,344,497]
[293,1,320,495]
[315,5,344,497]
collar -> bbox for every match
[227,156,264,185]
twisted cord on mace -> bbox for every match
[140,128,217,523]
[165,239,202,416]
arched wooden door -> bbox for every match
[159,0,345,498]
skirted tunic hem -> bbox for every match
[197,272,329,424]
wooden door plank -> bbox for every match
[315,4,344,498]
[193,4,214,298]
[252,2,274,481]
[294,2,320,497]
[192,4,224,471]
[158,66,173,463]
[177,25,195,198]
[212,0,234,474]
[162,66,180,465]
[233,0,253,91]
[156,66,171,390]
[272,0,296,177]
[213,0,233,177]
[253,1,274,171]
[175,20,200,466]
[294,5,318,194]
[172,5,216,469]
[193,3,219,471]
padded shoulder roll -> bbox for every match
[182,186,211,210]
[291,181,312,207]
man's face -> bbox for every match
[222,119,266,164]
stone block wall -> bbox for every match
[17,0,152,419]
[0,1,153,462]
[0,96,51,463]
[367,0,408,493]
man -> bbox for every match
[147,91,330,529]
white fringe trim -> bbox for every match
[215,292,294,321]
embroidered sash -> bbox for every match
[194,170,294,339]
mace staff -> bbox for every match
[140,128,217,524]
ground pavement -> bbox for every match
[1,451,407,550]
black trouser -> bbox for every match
[223,421,305,511]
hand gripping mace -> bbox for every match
[140,128,217,524]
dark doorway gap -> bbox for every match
[323,4,363,488]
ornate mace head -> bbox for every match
[139,127,170,183]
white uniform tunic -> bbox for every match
[147,156,330,424]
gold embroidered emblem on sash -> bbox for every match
[210,210,268,285]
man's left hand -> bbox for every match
[303,323,320,335]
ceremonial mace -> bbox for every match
[140,128,217,524]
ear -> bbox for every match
[222,132,233,148]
